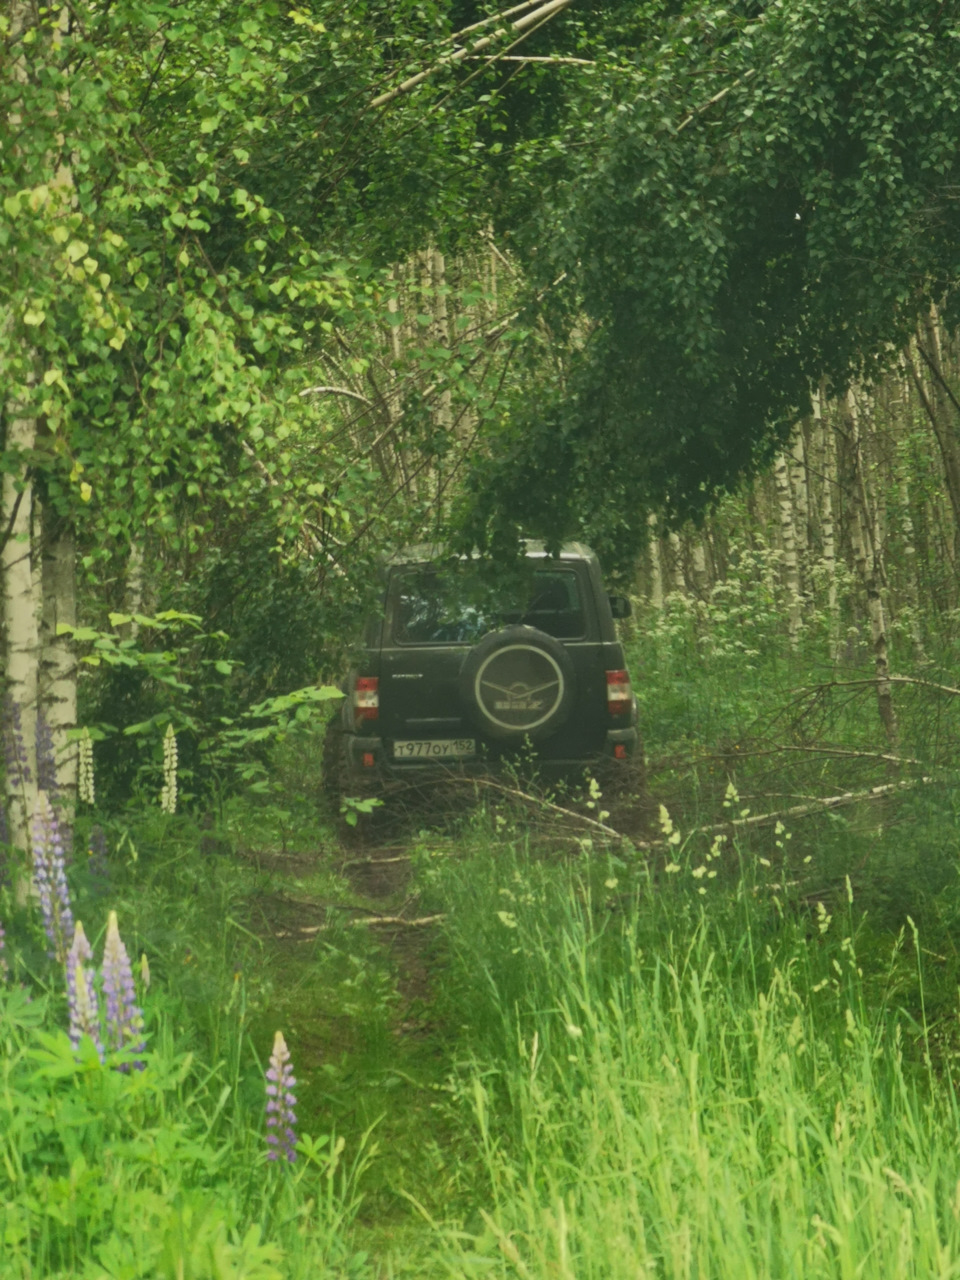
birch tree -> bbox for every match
[773,450,802,646]
[843,389,897,744]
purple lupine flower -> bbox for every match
[1,695,32,790]
[102,910,145,1070]
[66,921,102,1058]
[35,710,57,797]
[31,792,73,964]
[0,920,8,983]
[265,1030,298,1162]
[86,825,109,896]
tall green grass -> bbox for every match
[426,826,960,1279]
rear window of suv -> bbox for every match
[392,566,587,644]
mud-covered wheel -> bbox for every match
[321,713,346,813]
[322,714,379,844]
[458,625,576,743]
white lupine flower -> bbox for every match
[78,729,95,805]
[160,724,178,815]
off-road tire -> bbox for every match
[322,713,376,845]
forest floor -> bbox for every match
[221,631,960,1275]
[219,750,667,1274]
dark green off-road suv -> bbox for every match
[326,541,640,798]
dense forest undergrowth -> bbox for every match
[6,599,960,1278]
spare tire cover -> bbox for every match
[459,626,576,741]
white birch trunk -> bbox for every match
[667,530,685,595]
[789,427,810,559]
[773,450,802,645]
[690,536,709,612]
[430,247,453,433]
[120,538,145,641]
[845,388,897,746]
[904,325,960,557]
[485,221,498,322]
[648,513,663,610]
[2,395,40,859]
[814,388,840,662]
[40,514,78,797]
[383,270,413,493]
[897,477,924,657]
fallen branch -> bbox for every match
[703,776,933,835]
[792,675,960,700]
[458,772,934,849]
[709,744,922,767]
[276,913,446,939]
[339,853,412,868]
[455,774,659,848]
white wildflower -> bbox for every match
[160,724,178,815]
[78,729,95,805]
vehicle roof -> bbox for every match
[383,540,597,566]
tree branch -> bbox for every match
[460,54,594,66]
[441,0,549,44]
[370,0,574,108]
[675,67,757,134]
[298,385,374,407]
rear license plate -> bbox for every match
[393,739,476,759]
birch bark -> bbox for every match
[667,531,685,595]
[2,389,40,855]
[647,513,664,610]
[813,388,840,661]
[5,1,79,839]
[789,427,810,560]
[844,388,897,746]
[904,319,960,556]
[690,537,709,601]
[897,475,924,657]
[40,513,77,795]
[773,450,801,645]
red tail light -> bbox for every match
[354,675,379,721]
[606,669,632,716]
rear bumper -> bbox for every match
[342,726,639,782]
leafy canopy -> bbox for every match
[457,0,960,561]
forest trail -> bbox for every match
[241,812,468,1267]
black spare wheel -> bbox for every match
[459,626,576,741]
